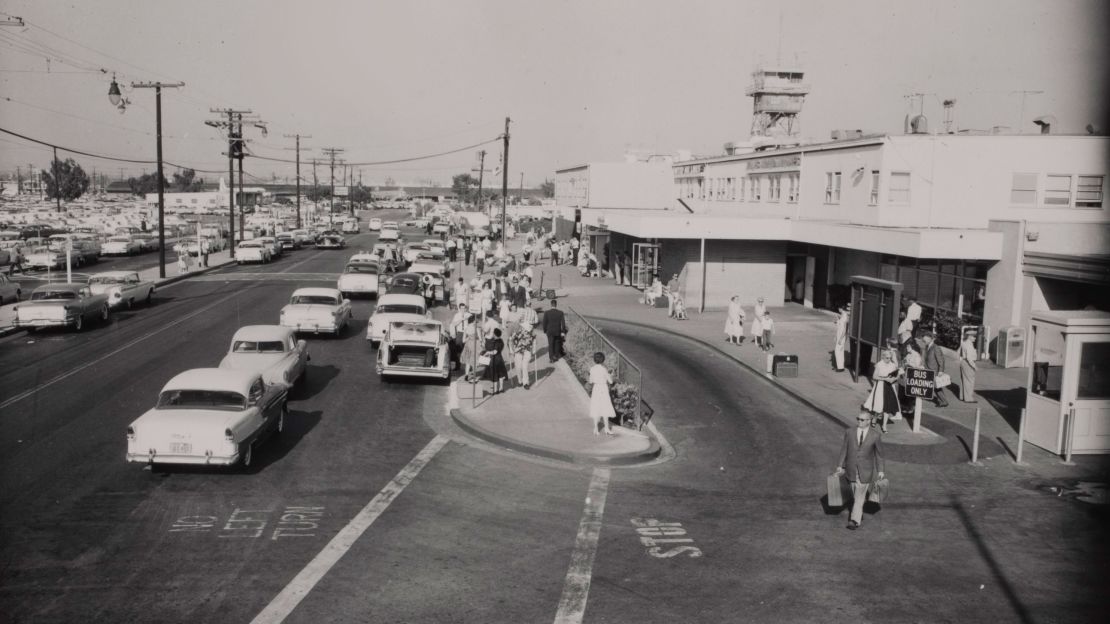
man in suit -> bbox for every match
[922,331,949,407]
[541,299,567,363]
[835,410,886,530]
[509,277,528,309]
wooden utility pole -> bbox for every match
[284,133,311,229]
[207,108,251,248]
[501,117,511,239]
[473,150,487,212]
[320,148,344,218]
[51,146,61,213]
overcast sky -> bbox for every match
[0,0,1106,187]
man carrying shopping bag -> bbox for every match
[833,410,886,530]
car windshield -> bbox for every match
[157,389,246,410]
[291,295,339,305]
[345,264,378,274]
[232,340,286,353]
[377,304,424,315]
[89,276,125,285]
[31,290,76,300]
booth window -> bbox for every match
[1077,342,1110,400]
[1032,361,1063,401]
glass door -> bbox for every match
[631,243,659,289]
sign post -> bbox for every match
[904,367,935,433]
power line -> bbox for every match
[245,136,501,167]
[0,125,225,172]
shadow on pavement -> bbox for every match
[295,364,340,400]
[978,388,1027,433]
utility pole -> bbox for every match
[472,150,487,212]
[132,81,184,278]
[51,146,61,213]
[320,147,344,218]
[501,117,511,240]
[284,133,311,229]
[519,171,524,205]
[207,108,262,248]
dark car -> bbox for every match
[385,272,422,297]
[316,235,346,250]
[276,233,300,251]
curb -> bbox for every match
[450,407,662,466]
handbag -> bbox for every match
[826,473,846,508]
[935,372,952,388]
[868,478,890,504]
[477,355,491,367]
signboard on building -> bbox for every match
[335,186,349,197]
[904,368,936,400]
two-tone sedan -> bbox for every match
[366,293,428,346]
[235,240,272,264]
[279,287,352,337]
[219,325,309,387]
[87,271,156,309]
[377,320,450,381]
[13,283,110,332]
[102,235,144,256]
[337,261,381,299]
[316,234,346,250]
[125,368,288,468]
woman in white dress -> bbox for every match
[724,295,745,345]
[751,297,767,348]
[588,352,617,435]
[864,348,902,432]
[958,331,978,402]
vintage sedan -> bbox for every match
[257,236,283,258]
[235,240,272,264]
[279,287,352,336]
[88,271,156,309]
[402,242,431,265]
[219,325,309,387]
[337,261,381,299]
[102,235,144,256]
[25,247,66,270]
[316,234,346,250]
[377,320,450,381]
[0,274,21,304]
[394,266,446,306]
[368,217,382,231]
[366,293,428,346]
[14,283,110,331]
[132,232,160,252]
[276,232,301,251]
[125,368,287,468]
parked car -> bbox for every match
[402,243,431,265]
[87,271,156,309]
[403,263,448,306]
[376,320,450,381]
[25,247,65,270]
[279,287,352,337]
[13,283,110,332]
[0,274,21,304]
[337,261,382,299]
[276,232,300,251]
[257,236,283,258]
[235,240,272,264]
[218,325,310,388]
[132,232,160,252]
[291,229,315,246]
[366,293,428,346]
[315,234,346,250]
[368,218,382,231]
[102,235,143,256]
[125,368,288,468]
[341,220,360,234]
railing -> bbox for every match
[565,306,650,429]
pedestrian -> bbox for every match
[834,410,885,530]
[905,296,922,337]
[460,314,481,379]
[509,277,528,309]
[665,273,680,317]
[200,239,210,268]
[614,252,624,285]
[958,330,978,402]
[482,327,508,394]
[7,244,24,275]
[751,297,767,348]
[570,236,580,265]
[834,305,849,371]
[541,299,567,362]
[921,331,949,407]
[897,310,913,348]
[509,313,535,389]
[476,252,485,275]
[463,237,473,266]
[449,303,469,366]
[899,341,924,415]
[621,253,631,286]
[760,311,775,352]
[498,296,511,322]
[177,251,190,274]
[452,277,468,309]
[522,242,533,263]
[446,236,457,261]
[725,295,746,345]
[588,352,616,435]
[863,347,902,433]
[549,239,559,266]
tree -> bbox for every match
[305,185,332,202]
[452,173,478,204]
[540,179,555,198]
[172,168,205,192]
[43,158,91,201]
[127,172,168,196]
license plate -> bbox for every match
[170,442,192,454]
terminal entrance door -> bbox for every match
[632,243,659,289]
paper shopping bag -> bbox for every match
[827,474,845,508]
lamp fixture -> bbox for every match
[108,75,122,107]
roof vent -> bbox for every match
[909,114,928,134]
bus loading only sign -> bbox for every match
[905,368,935,400]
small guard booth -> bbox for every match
[1026,310,1110,455]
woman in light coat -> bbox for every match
[958,331,978,402]
[751,297,767,348]
[724,295,745,345]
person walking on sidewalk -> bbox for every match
[460,314,481,379]
[7,244,24,275]
[905,296,923,337]
[835,411,885,530]
[760,311,775,352]
[725,295,745,345]
[482,328,508,394]
[541,299,567,362]
[751,296,767,349]
[588,352,616,435]
[958,330,978,402]
[463,237,473,266]
[922,331,949,407]
[834,305,849,371]
[863,347,902,432]
[509,318,535,389]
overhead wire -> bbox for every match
[245,136,501,167]
[0,126,225,173]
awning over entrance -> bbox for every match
[1023,252,1110,284]
[580,209,1003,260]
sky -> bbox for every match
[0,0,1107,187]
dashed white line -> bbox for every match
[554,468,611,624]
[249,435,449,624]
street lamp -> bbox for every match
[107,77,121,106]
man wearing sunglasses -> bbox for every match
[834,410,886,530]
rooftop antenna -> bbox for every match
[1011,90,1044,133]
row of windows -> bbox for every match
[684,174,801,203]
[878,257,989,327]
[825,171,910,205]
[172,197,219,205]
[1010,173,1103,208]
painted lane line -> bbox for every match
[250,434,449,624]
[0,285,251,411]
[553,468,611,624]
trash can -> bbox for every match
[995,326,1025,368]
[773,354,799,378]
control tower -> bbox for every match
[746,66,810,138]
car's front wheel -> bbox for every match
[100,305,110,324]
[239,441,253,468]
[276,403,287,435]
[73,314,84,331]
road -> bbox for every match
[0,220,1105,623]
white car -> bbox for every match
[377,320,450,381]
[338,261,382,299]
[133,233,160,252]
[432,222,450,235]
[235,240,272,264]
[402,243,431,264]
[378,228,401,243]
[125,368,288,468]
[219,325,310,388]
[257,236,283,257]
[102,236,143,256]
[366,293,428,346]
[280,287,352,336]
[88,271,156,309]
[25,248,65,270]
[342,220,360,234]
[423,238,446,252]
[368,218,382,231]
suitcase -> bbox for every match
[773,354,799,378]
[827,474,846,508]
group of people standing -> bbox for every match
[723,295,774,350]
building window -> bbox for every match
[1076,175,1104,208]
[750,177,761,201]
[888,172,910,203]
[824,172,841,204]
[698,180,704,200]
[1045,174,1071,206]
[727,177,736,200]
[1010,173,1038,205]
[739,178,745,202]
[787,174,799,203]
[190,198,198,204]
[869,171,880,205]
[718,178,726,200]
[769,175,781,202]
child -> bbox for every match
[760,311,775,352]
[672,294,688,320]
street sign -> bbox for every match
[905,367,935,400]
[335,186,349,197]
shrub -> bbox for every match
[562,312,641,428]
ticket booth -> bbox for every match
[1025,310,1110,455]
